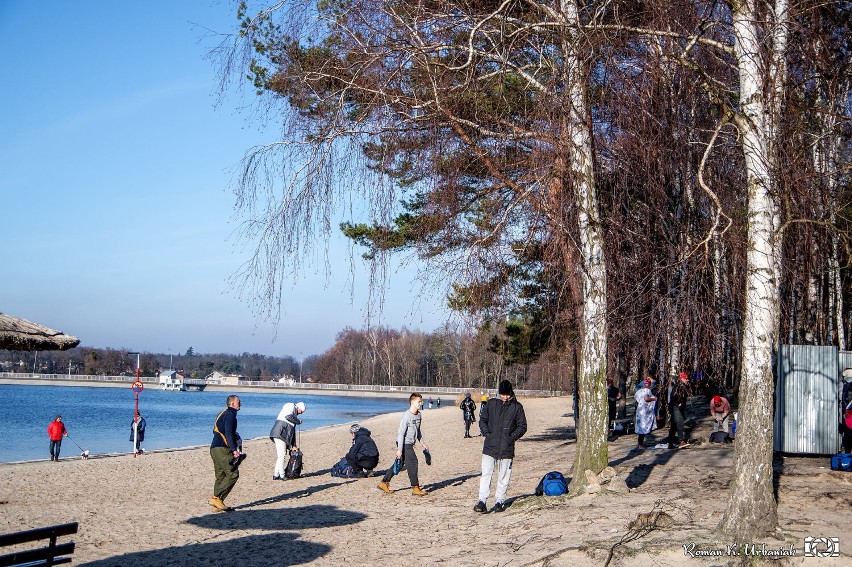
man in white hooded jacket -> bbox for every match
[269,401,305,480]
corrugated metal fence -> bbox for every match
[775,345,851,455]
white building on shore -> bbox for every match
[204,371,243,386]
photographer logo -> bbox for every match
[803,537,839,557]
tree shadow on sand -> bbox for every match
[298,468,332,478]
[423,473,479,492]
[236,482,356,508]
[609,401,704,488]
[78,532,329,566]
[524,426,576,445]
[187,504,367,531]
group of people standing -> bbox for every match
[633,372,731,449]
[205,379,528,515]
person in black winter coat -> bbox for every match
[130,414,146,453]
[668,372,690,448]
[460,393,477,438]
[344,424,380,477]
[474,380,527,513]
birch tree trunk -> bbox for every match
[718,0,785,540]
[561,0,609,494]
[819,88,847,349]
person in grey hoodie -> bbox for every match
[269,401,305,480]
[378,393,430,495]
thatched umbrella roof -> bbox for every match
[0,313,80,351]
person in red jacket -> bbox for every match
[47,415,68,462]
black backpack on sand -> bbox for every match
[709,431,732,444]
[286,447,303,478]
[285,428,304,479]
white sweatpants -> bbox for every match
[712,416,730,433]
[273,438,288,477]
[479,454,513,505]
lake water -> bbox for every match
[0,384,408,463]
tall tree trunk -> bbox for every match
[718,0,785,540]
[819,86,847,349]
[561,1,609,494]
[713,233,729,381]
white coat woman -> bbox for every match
[269,401,305,480]
[633,379,657,449]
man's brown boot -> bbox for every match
[412,486,427,496]
[208,496,227,511]
[377,482,392,494]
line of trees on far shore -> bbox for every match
[0,321,575,393]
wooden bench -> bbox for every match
[0,522,77,567]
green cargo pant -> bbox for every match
[210,446,239,501]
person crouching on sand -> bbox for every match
[344,423,380,477]
[378,393,430,495]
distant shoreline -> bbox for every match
[0,377,452,400]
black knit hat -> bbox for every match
[498,380,514,396]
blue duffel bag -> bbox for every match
[830,453,852,472]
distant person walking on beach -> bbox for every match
[460,393,477,438]
[209,395,242,512]
[269,401,305,480]
[436,398,441,409]
[634,378,657,449]
[47,415,67,462]
[479,394,489,424]
[428,397,433,409]
[130,414,146,454]
[474,380,527,513]
[378,393,430,496]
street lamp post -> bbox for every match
[299,353,303,383]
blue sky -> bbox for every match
[0,1,448,358]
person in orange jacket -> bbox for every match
[47,415,68,461]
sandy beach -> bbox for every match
[1,395,849,566]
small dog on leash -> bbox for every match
[81,450,90,460]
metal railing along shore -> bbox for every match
[1,372,142,384]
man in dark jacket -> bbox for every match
[209,395,242,512]
[474,380,527,513]
[130,414,146,454]
[460,393,477,438]
[344,424,380,476]
[669,372,690,448]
